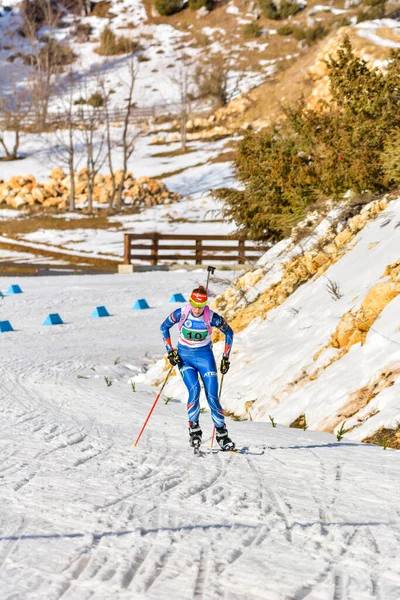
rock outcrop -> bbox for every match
[213,196,389,338]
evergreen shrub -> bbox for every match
[87,92,104,108]
[214,38,400,241]
[96,27,138,55]
[382,131,400,185]
[189,0,213,9]
[154,0,182,15]
[243,21,263,38]
[260,0,302,19]
[277,25,294,35]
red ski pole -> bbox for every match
[133,366,174,447]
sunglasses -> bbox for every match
[190,298,208,308]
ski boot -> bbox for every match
[189,421,202,450]
[216,425,235,451]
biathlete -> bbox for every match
[160,285,235,451]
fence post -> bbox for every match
[124,234,131,264]
[195,239,203,264]
[151,233,159,266]
[238,239,245,264]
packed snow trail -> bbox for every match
[0,273,399,600]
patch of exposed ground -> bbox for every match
[290,414,307,429]
[322,259,400,356]
[0,214,123,237]
[363,425,400,450]
[321,366,400,433]
[0,239,118,271]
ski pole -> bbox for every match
[133,366,174,447]
[210,373,224,448]
[205,265,215,293]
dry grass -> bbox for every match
[290,414,307,429]
[95,27,139,56]
[0,239,118,271]
[363,426,400,450]
[90,1,114,18]
[151,146,196,158]
[0,214,123,237]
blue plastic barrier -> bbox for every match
[91,306,110,318]
[169,293,186,303]
[43,313,64,326]
[132,298,150,310]
[0,321,14,333]
[7,284,23,294]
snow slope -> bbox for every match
[1,271,400,599]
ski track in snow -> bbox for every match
[0,273,400,599]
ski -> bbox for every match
[193,445,206,457]
[192,445,264,456]
[208,446,265,456]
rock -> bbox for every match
[94,174,105,185]
[8,195,27,208]
[344,0,362,7]
[24,194,35,206]
[147,179,163,194]
[334,230,352,248]
[50,167,65,180]
[78,167,88,179]
[75,181,87,195]
[32,187,45,203]
[9,176,22,190]
[98,190,109,204]
[196,6,210,18]
[42,197,62,207]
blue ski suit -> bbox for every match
[160,307,234,428]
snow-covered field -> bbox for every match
[1,271,400,599]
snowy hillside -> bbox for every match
[1,270,400,599]
[144,195,400,447]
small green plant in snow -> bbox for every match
[336,422,349,441]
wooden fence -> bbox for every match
[123,233,266,266]
[2,103,177,130]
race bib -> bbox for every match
[181,326,208,342]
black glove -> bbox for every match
[168,349,183,367]
[220,357,230,374]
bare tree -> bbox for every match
[195,54,242,108]
[79,98,106,214]
[172,56,193,152]
[49,73,84,210]
[0,83,31,160]
[22,0,75,130]
[101,79,118,209]
[114,56,139,210]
